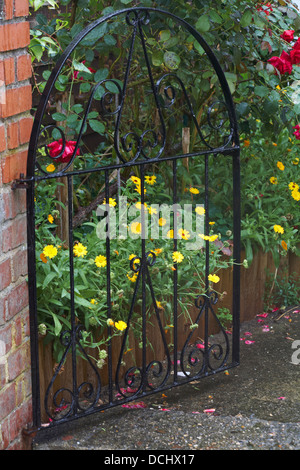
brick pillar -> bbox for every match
[0,0,33,450]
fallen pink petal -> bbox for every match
[121,401,147,409]
[277,397,286,400]
[203,408,216,413]
[257,312,268,318]
[245,340,255,345]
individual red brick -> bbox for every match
[1,150,28,184]
[0,258,12,291]
[3,189,26,220]
[16,54,31,81]
[11,247,27,282]
[7,346,27,381]
[4,0,14,20]
[3,57,15,85]
[0,382,16,421]
[0,22,30,53]
[19,116,33,145]
[0,125,6,153]
[7,121,19,150]
[6,280,28,320]
[0,85,32,118]
[14,0,30,18]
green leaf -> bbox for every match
[89,120,105,134]
[152,51,164,66]
[120,0,133,3]
[52,112,66,121]
[42,271,57,289]
[164,51,181,70]
[73,59,93,74]
[94,68,109,83]
[51,313,63,337]
[240,9,253,28]
[195,15,211,33]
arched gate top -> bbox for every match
[26,6,240,180]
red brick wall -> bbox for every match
[0,0,32,450]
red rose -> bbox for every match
[48,139,80,163]
[293,125,300,140]
[290,48,300,65]
[73,60,96,80]
[268,50,292,75]
[280,30,294,43]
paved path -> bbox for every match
[33,308,300,451]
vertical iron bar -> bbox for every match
[232,150,241,364]
[26,180,41,429]
[67,175,77,414]
[140,164,147,391]
[204,154,209,369]
[173,160,178,383]
[105,170,113,402]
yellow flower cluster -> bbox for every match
[273,224,284,234]
[73,242,87,258]
[289,182,300,201]
[208,274,220,283]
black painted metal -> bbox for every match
[15,7,240,432]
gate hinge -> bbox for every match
[11,174,30,190]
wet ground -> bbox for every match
[33,307,300,451]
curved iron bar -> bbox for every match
[26,6,239,178]
[156,73,234,151]
[44,325,101,421]
[180,291,230,378]
[115,251,171,398]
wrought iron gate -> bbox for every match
[15,7,240,433]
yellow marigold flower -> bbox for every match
[94,255,107,268]
[145,175,156,185]
[114,320,127,331]
[130,221,142,234]
[73,242,87,258]
[172,251,184,263]
[156,301,164,310]
[208,274,220,283]
[195,206,205,215]
[189,187,199,194]
[277,161,285,171]
[270,177,278,185]
[199,234,218,242]
[127,272,138,282]
[43,245,58,259]
[273,225,284,234]
[289,182,299,191]
[292,158,299,165]
[292,189,300,201]
[243,139,250,147]
[102,198,117,207]
[209,221,215,225]
[48,214,54,224]
[130,176,141,185]
[272,142,278,147]
[154,248,163,255]
[46,164,55,172]
[281,240,288,251]
[148,205,157,215]
[134,184,146,195]
[178,228,190,240]
[90,299,97,305]
[159,217,166,226]
[167,229,174,239]
[136,202,147,210]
